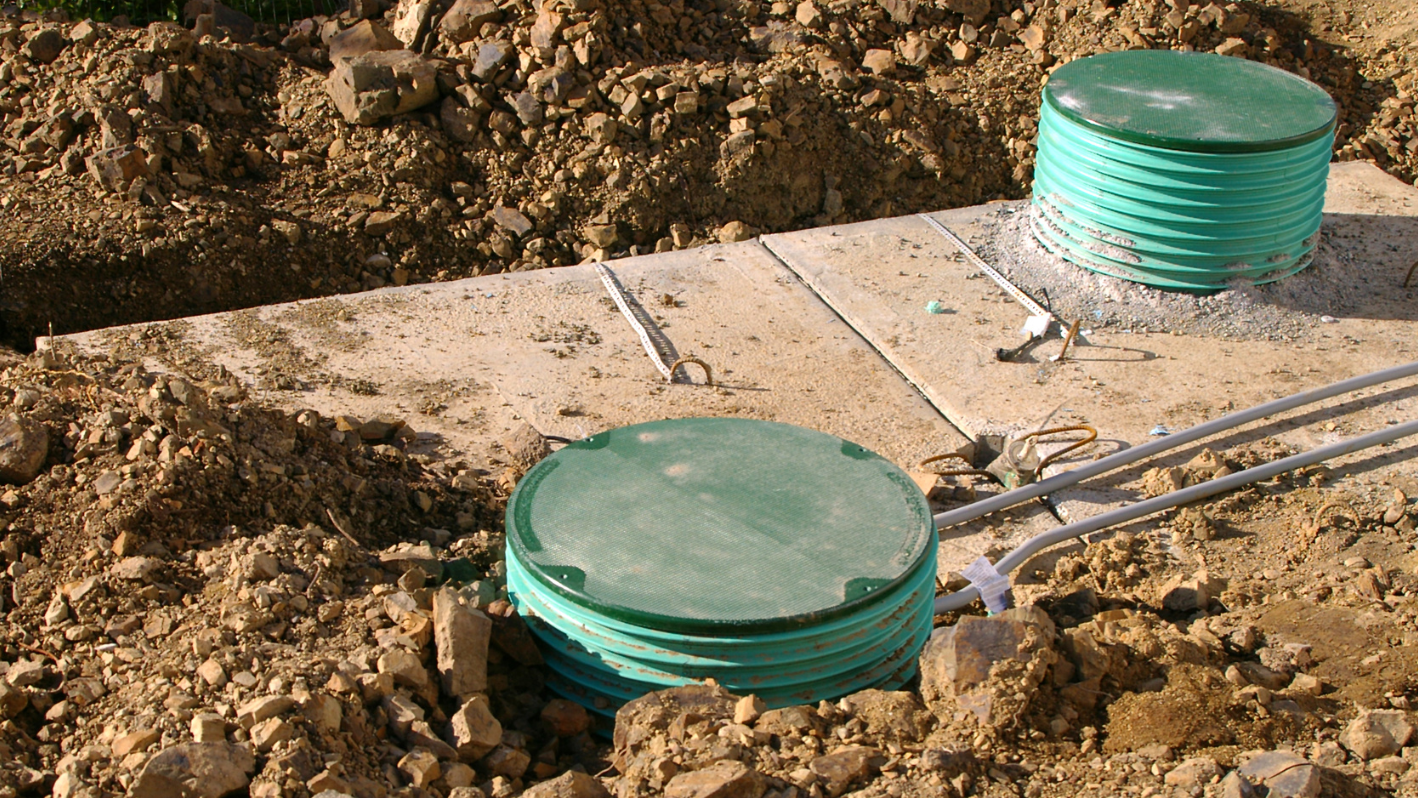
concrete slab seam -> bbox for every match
[758,233,977,453]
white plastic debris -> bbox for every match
[961,556,1013,614]
[1022,314,1051,338]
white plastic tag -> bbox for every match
[961,556,1012,614]
[1021,314,1050,338]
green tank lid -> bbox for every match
[506,418,934,634]
[1043,50,1337,153]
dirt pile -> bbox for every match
[4,345,1418,798]
[1,0,1415,348]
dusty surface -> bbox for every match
[763,161,1418,522]
[58,238,968,472]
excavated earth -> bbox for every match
[3,1,1418,798]
[3,348,1418,798]
[0,0,1416,349]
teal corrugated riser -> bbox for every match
[1030,51,1338,291]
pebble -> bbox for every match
[0,414,49,485]
[717,221,755,243]
[1343,709,1414,760]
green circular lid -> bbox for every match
[506,418,935,633]
[1043,51,1337,153]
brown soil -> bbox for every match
[0,0,1416,350]
[2,0,1418,797]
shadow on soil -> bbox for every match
[1249,212,1418,322]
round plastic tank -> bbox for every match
[1031,50,1337,291]
[505,417,937,722]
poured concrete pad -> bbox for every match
[763,162,1418,523]
[59,240,996,557]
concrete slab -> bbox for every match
[59,164,1418,586]
[58,240,1012,572]
[763,162,1418,523]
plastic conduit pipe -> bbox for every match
[934,360,1418,531]
[935,418,1418,614]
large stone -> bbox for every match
[878,0,917,24]
[1238,751,1320,798]
[390,0,437,49]
[405,720,458,760]
[433,588,492,698]
[664,760,764,798]
[250,718,294,752]
[325,50,439,125]
[1219,771,1257,798]
[114,729,162,757]
[1342,709,1414,760]
[237,696,294,728]
[489,206,533,237]
[746,21,806,53]
[809,747,879,797]
[110,556,160,581]
[440,97,480,143]
[96,104,134,148]
[328,20,402,61]
[0,682,27,719]
[512,91,543,126]
[85,145,148,192]
[128,742,256,798]
[528,8,562,50]
[480,745,530,779]
[918,605,1058,730]
[470,40,514,81]
[584,113,618,144]
[377,648,429,690]
[1164,757,1222,789]
[379,542,444,580]
[364,211,404,236]
[397,748,440,789]
[860,48,896,75]
[540,699,591,737]
[32,115,75,152]
[583,224,619,249]
[521,771,610,798]
[898,31,933,66]
[146,21,195,55]
[487,604,543,665]
[70,20,99,45]
[383,693,425,737]
[22,29,66,64]
[448,695,502,761]
[0,415,48,485]
[144,72,176,113]
[614,684,738,760]
[439,0,500,43]
[1159,574,1210,612]
[53,771,89,798]
[755,705,826,738]
[717,221,754,243]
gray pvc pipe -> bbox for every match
[934,360,1418,530]
[935,417,1418,614]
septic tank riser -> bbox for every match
[508,544,936,718]
[503,418,938,720]
[1031,51,1337,291]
